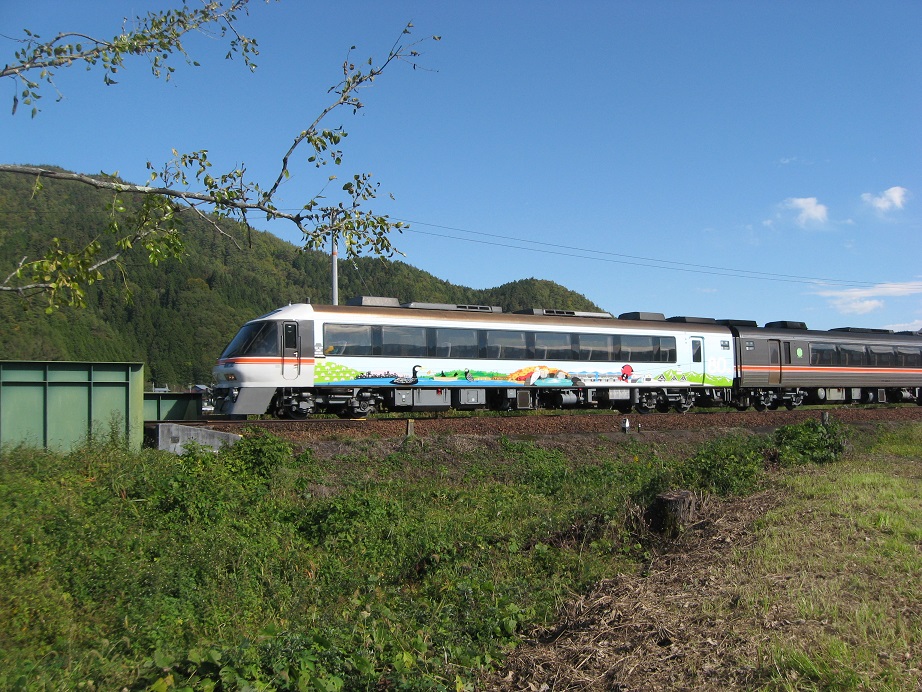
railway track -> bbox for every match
[183,405,922,443]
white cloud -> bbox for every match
[814,280,922,315]
[883,319,922,333]
[784,197,828,227]
[832,298,884,315]
[778,156,813,166]
[861,186,908,212]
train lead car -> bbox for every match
[212,298,922,418]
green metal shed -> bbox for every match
[143,391,204,421]
[0,361,145,451]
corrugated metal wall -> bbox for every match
[0,361,145,451]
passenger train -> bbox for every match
[212,297,922,418]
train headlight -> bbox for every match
[225,374,237,381]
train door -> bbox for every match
[690,337,705,384]
[282,321,300,380]
[768,339,782,385]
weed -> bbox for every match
[679,433,766,496]
[222,425,294,478]
[774,418,847,466]
[2,421,917,690]
[763,642,865,689]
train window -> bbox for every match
[221,321,279,358]
[323,323,374,356]
[381,326,428,357]
[658,336,678,362]
[898,347,921,368]
[535,332,574,360]
[284,323,298,351]
[433,328,480,359]
[577,333,612,361]
[810,343,837,366]
[783,342,792,364]
[484,330,528,359]
[839,344,867,367]
[768,341,780,365]
[621,335,655,362]
[869,346,895,367]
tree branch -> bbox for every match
[2,10,439,310]
[2,0,258,115]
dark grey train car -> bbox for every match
[723,320,922,410]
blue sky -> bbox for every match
[3,1,921,331]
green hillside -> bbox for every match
[0,170,602,387]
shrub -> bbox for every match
[222,426,293,478]
[680,434,767,496]
[774,419,846,466]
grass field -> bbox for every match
[743,425,922,688]
[0,420,919,690]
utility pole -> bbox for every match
[331,230,338,306]
[329,210,339,306]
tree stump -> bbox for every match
[645,490,696,538]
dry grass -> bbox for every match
[485,430,922,691]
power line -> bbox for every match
[395,218,877,288]
[0,204,879,288]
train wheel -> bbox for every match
[636,391,658,414]
[753,391,775,412]
[784,391,805,410]
[345,402,375,418]
[673,393,695,413]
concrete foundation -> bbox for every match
[157,423,241,454]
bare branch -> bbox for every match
[184,203,244,249]
[264,23,439,200]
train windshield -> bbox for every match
[220,321,280,358]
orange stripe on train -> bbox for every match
[217,358,316,365]
[740,365,922,375]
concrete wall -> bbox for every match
[156,423,241,454]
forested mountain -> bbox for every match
[0,170,602,387]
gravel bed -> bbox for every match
[206,405,922,444]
